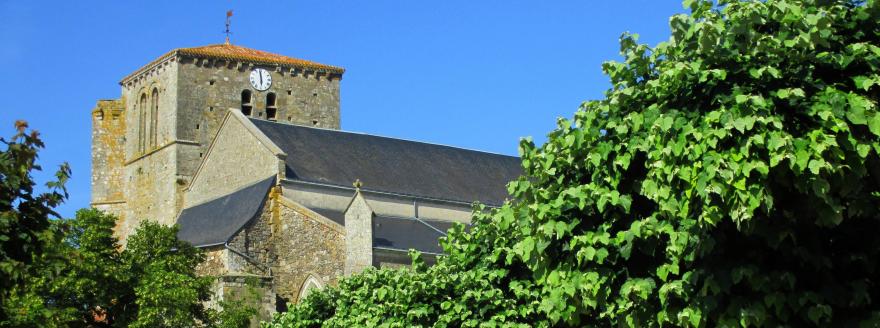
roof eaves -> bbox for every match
[177,48,345,74]
[193,242,225,248]
[119,49,179,86]
[281,178,503,208]
[120,46,345,86]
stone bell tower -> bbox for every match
[91,43,344,240]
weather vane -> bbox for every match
[225,10,233,45]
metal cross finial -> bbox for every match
[225,10,233,45]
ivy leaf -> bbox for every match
[807,304,832,325]
[808,159,824,175]
[795,148,811,171]
[846,94,869,124]
[768,133,786,151]
[852,75,877,91]
[857,144,871,158]
[868,113,880,137]
[595,248,610,264]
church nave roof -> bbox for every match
[250,118,522,206]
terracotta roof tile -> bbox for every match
[180,44,344,72]
[121,44,344,84]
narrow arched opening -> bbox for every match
[298,276,323,302]
[150,88,159,147]
[266,92,277,120]
[138,93,147,153]
[241,90,253,116]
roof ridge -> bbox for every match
[248,118,519,159]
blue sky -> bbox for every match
[0,1,686,218]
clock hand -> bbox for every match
[259,71,263,85]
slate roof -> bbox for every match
[311,208,346,226]
[373,216,458,254]
[176,176,275,247]
[250,119,522,206]
[121,44,344,84]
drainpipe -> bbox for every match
[224,240,272,276]
[413,199,419,219]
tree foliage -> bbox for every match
[4,209,220,328]
[0,121,69,323]
[4,208,126,327]
[269,0,880,326]
[123,221,215,328]
[0,122,256,327]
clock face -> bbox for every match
[249,68,272,91]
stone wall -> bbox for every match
[281,180,356,213]
[226,194,274,276]
[91,99,127,226]
[196,246,228,277]
[281,180,475,223]
[200,211,275,327]
[121,146,181,235]
[185,111,282,207]
[121,58,179,160]
[117,58,183,237]
[175,55,341,180]
[213,275,276,328]
[345,192,373,276]
[272,196,345,304]
[107,48,341,241]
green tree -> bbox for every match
[122,221,215,328]
[0,121,257,327]
[3,210,224,328]
[4,208,126,327]
[270,0,880,326]
[0,121,69,325]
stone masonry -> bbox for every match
[91,99,127,227]
[90,43,513,320]
[344,191,374,275]
[185,110,284,207]
[91,44,342,240]
[271,196,345,305]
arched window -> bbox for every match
[266,92,277,120]
[150,88,159,147]
[138,93,147,153]
[298,276,323,301]
[241,90,253,116]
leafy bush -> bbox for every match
[0,122,256,327]
[269,0,880,326]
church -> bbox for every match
[89,42,520,316]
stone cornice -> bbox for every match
[120,45,345,87]
[120,53,177,87]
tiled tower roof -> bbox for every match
[121,43,344,84]
[179,44,344,72]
